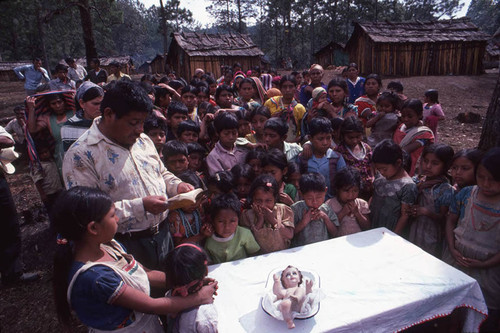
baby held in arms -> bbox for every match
[273,266,313,329]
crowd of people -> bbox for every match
[0,59,499,332]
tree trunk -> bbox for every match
[237,0,243,33]
[36,6,51,78]
[309,0,315,64]
[478,72,500,151]
[77,0,98,67]
[159,0,169,55]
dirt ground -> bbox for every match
[0,71,498,332]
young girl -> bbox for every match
[450,148,482,192]
[393,98,435,176]
[286,162,302,201]
[423,89,445,141]
[240,175,295,253]
[366,91,401,148]
[235,78,261,112]
[354,74,381,126]
[204,193,260,264]
[262,148,297,206]
[214,85,238,110]
[370,140,418,236]
[408,144,455,257]
[334,116,374,200]
[165,244,218,333]
[53,187,216,331]
[443,148,500,332]
[231,164,255,208]
[325,78,358,119]
[326,167,370,236]
[246,105,271,144]
[245,149,266,177]
[346,63,365,104]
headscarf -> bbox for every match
[312,87,327,101]
[309,64,324,73]
[76,81,104,102]
[260,74,273,91]
[250,77,267,104]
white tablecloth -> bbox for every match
[208,228,487,332]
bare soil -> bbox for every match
[0,71,497,332]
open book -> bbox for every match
[166,188,207,210]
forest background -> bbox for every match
[0,0,499,72]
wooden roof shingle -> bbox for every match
[171,32,264,57]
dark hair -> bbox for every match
[327,77,349,95]
[401,98,423,118]
[347,63,359,70]
[33,57,42,63]
[309,117,332,137]
[80,86,105,102]
[331,117,344,131]
[168,80,185,91]
[55,63,68,72]
[340,116,364,136]
[139,82,155,96]
[154,86,172,106]
[264,117,288,137]
[210,193,241,220]
[177,119,200,137]
[204,76,216,85]
[90,58,100,66]
[53,187,113,324]
[198,101,216,115]
[46,92,65,104]
[377,91,400,111]
[144,112,167,134]
[109,61,120,68]
[215,84,234,101]
[231,164,255,182]
[263,148,288,170]
[239,78,254,91]
[207,171,234,194]
[291,71,299,76]
[35,139,52,153]
[280,75,297,87]
[165,244,208,292]
[286,162,300,177]
[65,58,75,65]
[249,105,271,122]
[100,81,152,118]
[299,172,327,194]
[235,108,251,123]
[140,74,157,84]
[163,140,188,158]
[332,167,361,195]
[187,142,207,156]
[372,139,403,165]
[233,62,242,69]
[181,85,198,96]
[451,148,483,174]
[478,147,500,181]
[178,170,204,189]
[248,174,279,203]
[425,89,439,104]
[387,81,404,93]
[167,101,189,118]
[302,70,309,76]
[422,144,455,171]
[245,149,266,164]
[213,111,238,133]
[365,74,382,88]
[197,86,210,96]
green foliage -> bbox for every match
[467,0,500,35]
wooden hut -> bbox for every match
[0,61,31,81]
[345,18,490,76]
[484,28,500,69]
[166,32,264,79]
[314,42,349,68]
[150,54,167,74]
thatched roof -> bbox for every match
[353,18,490,44]
[0,61,31,71]
[486,28,500,57]
[171,32,264,57]
[60,56,133,67]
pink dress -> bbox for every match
[423,103,444,140]
[326,197,370,236]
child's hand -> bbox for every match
[252,203,263,216]
[346,201,359,215]
[305,279,313,294]
[197,280,218,304]
[279,192,294,206]
[301,209,312,225]
[273,273,280,282]
[311,209,329,222]
[201,223,214,237]
[450,248,471,267]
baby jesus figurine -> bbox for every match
[273,265,313,329]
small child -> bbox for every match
[246,105,271,144]
[443,148,500,332]
[334,116,374,200]
[263,148,297,206]
[423,89,445,141]
[165,244,218,333]
[231,164,255,208]
[408,144,455,257]
[235,108,252,138]
[326,167,370,236]
[144,112,167,157]
[177,119,200,144]
[245,149,265,177]
[163,140,189,176]
[366,91,401,148]
[166,101,189,142]
[286,162,302,201]
[240,174,295,253]
[291,173,339,247]
[181,85,199,123]
[263,118,302,162]
[206,171,234,200]
[32,140,63,219]
[206,112,247,176]
[204,193,260,264]
[5,105,26,153]
[393,99,434,176]
[387,81,407,108]
[297,117,346,199]
[354,73,381,126]
[449,148,482,192]
[370,140,418,236]
[187,142,207,174]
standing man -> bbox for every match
[65,58,87,82]
[62,81,194,270]
[106,61,131,83]
[48,64,76,91]
[84,58,108,85]
[13,58,50,95]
